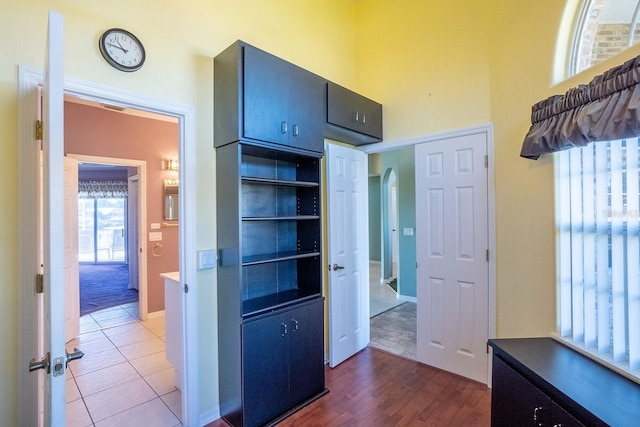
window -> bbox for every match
[556,137,640,379]
[571,0,640,76]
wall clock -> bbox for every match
[98,28,146,72]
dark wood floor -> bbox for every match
[207,347,491,427]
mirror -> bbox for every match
[164,180,179,220]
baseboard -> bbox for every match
[146,309,165,319]
[200,406,221,427]
[398,295,416,303]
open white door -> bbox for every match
[63,156,79,342]
[41,9,68,426]
[415,133,489,383]
[127,176,139,290]
[326,142,369,367]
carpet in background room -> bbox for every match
[80,264,138,316]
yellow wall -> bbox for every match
[0,1,357,424]
[5,0,640,424]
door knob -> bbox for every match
[29,352,50,373]
[332,263,345,271]
[66,348,84,367]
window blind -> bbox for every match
[557,137,640,376]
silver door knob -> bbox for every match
[66,348,84,367]
[332,263,345,271]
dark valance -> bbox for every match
[78,180,128,199]
[521,55,640,160]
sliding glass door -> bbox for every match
[78,197,127,262]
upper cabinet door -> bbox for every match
[288,68,324,154]
[243,45,290,146]
[326,81,383,145]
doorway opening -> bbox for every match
[367,150,417,361]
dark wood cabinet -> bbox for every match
[216,141,326,427]
[489,338,640,427]
[215,40,324,155]
[325,81,383,145]
[491,355,583,426]
[242,299,324,427]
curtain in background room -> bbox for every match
[521,54,640,159]
[78,180,128,199]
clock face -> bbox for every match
[99,28,145,72]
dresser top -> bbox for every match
[489,337,640,427]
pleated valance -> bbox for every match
[521,54,640,160]
[78,180,128,199]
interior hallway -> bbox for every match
[65,304,180,427]
[369,261,417,360]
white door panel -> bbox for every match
[63,156,79,343]
[327,143,369,367]
[42,9,67,425]
[416,133,489,384]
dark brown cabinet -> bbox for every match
[325,81,383,145]
[491,356,583,426]
[216,142,325,427]
[215,40,324,155]
[489,338,640,427]
[242,299,324,427]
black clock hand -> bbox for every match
[107,42,127,54]
[115,39,129,54]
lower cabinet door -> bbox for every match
[243,312,290,427]
[550,401,584,427]
[491,356,550,426]
[288,298,325,407]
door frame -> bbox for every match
[17,65,200,425]
[359,124,496,382]
[67,154,148,318]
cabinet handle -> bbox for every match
[281,323,288,336]
[281,121,288,134]
[292,124,299,137]
[361,113,366,125]
[353,111,359,123]
[533,406,544,426]
[292,319,299,332]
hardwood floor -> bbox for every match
[207,347,491,427]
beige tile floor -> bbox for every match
[65,302,182,427]
[369,261,417,360]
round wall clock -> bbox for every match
[98,28,146,72]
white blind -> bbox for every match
[557,138,640,377]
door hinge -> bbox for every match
[35,120,43,140]
[486,249,489,262]
[484,155,488,168]
[35,274,44,294]
[486,343,490,354]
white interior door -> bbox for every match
[415,133,489,384]
[42,9,68,425]
[128,176,139,290]
[326,142,369,367]
[63,156,79,342]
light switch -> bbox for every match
[149,231,163,241]
[403,227,414,236]
[150,223,161,230]
[198,249,217,270]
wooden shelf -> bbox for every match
[243,250,320,266]
[242,215,319,221]
[242,176,319,187]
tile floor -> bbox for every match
[369,261,417,360]
[65,302,182,427]
[369,261,403,316]
[369,302,417,360]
